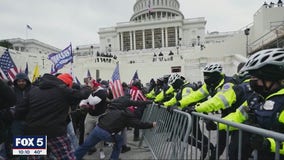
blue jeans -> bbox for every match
[75,126,123,160]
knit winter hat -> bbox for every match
[57,73,73,88]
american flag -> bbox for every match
[109,64,124,99]
[26,24,32,30]
[0,50,18,81]
[129,70,139,86]
[130,85,146,101]
[128,85,147,112]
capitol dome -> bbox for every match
[130,0,184,21]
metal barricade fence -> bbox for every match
[140,104,192,159]
[191,112,284,160]
[140,104,284,160]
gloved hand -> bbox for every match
[249,134,270,151]
[182,105,196,114]
[204,120,217,130]
[167,105,178,114]
[145,100,154,105]
[182,106,190,112]
[155,102,163,108]
[187,106,196,114]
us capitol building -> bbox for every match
[99,0,205,52]
[1,0,284,83]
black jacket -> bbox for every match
[88,87,108,116]
[15,74,91,138]
[0,79,16,142]
[13,73,32,106]
[0,79,16,110]
[98,95,153,134]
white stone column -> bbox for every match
[175,26,178,46]
[130,31,133,50]
[165,27,168,47]
[120,32,124,51]
[116,32,121,51]
[155,12,157,19]
[133,30,136,50]
[152,29,155,48]
[117,33,120,51]
[161,28,165,47]
[179,27,183,45]
[142,30,145,49]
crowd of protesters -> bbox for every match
[0,71,156,160]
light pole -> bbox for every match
[176,38,182,55]
[41,56,45,69]
[90,45,94,55]
[76,47,79,56]
[176,46,179,55]
[108,44,112,53]
[244,28,250,57]
[197,36,200,46]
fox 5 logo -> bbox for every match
[13,136,47,149]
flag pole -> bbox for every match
[25,26,28,40]
[70,43,74,79]
[25,26,28,51]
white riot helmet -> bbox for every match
[202,63,223,73]
[242,48,284,80]
[168,73,182,85]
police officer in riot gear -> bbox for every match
[219,48,284,160]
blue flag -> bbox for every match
[50,64,56,75]
[87,69,91,78]
[132,70,139,80]
[24,62,28,76]
[48,44,73,73]
[75,76,81,85]
[129,70,139,85]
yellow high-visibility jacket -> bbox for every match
[195,79,251,114]
[154,85,174,103]
[163,83,193,108]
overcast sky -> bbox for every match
[0,0,265,49]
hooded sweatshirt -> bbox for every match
[15,74,91,138]
[13,73,32,105]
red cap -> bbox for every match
[57,73,73,88]
[90,79,100,87]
